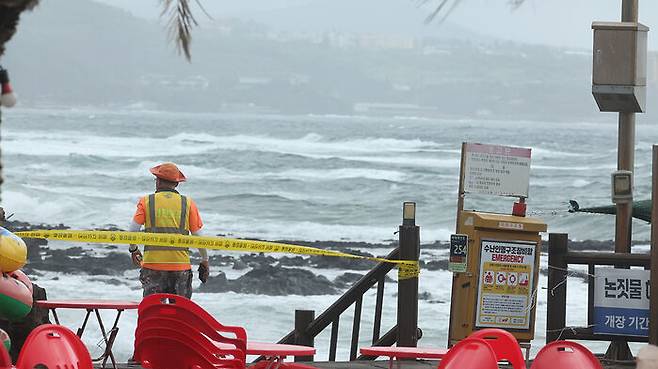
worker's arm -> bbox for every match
[189,200,209,283]
[192,228,209,262]
[128,220,143,266]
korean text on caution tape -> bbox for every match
[16,230,420,280]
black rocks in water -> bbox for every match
[277,256,308,267]
[310,249,377,270]
[26,249,134,276]
[198,265,339,296]
[333,272,364,289]
[424,259,449,271]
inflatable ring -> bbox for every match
[0,271,32,321]
[0,227,27,273]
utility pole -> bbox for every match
[606,0,640,361]
[615,0,639,254]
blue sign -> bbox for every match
[593,268,650,337]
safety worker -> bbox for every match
[128,162,209,298]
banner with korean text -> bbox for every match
[475,239,536,330]
[594,267,650,337]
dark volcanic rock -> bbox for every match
[334,272,364,289]
[277,256,309,267]
[310,249,377,270]
[240,253,277,268]
[198,272,230,293]
[232,260,248,270]
[88,277,128,286]
[418,291,433,300]
[424,259,449,271]
[29,251,133,276]
[233,266,338,295]
[198,266,338,296]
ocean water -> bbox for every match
[2,107,657,360]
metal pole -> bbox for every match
[397,202,419,347]
[650,145,658,345]
[607,0,639,359]
[294,309,315,362]
[615,113,635,253]
[615,0,639,254]
[546,234,568,343]
[455,142,467,231]
[622,0,639,22]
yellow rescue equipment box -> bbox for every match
[448,211,547,345]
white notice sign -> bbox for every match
[463,143,531,197]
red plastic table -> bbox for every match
[220,341,316,369]
[36,300,139,369]
[360,346,448,369]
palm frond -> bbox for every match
[422,0,526,23]
[160,0,198,61]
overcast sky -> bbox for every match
[97,0,657,49]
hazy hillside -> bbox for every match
[2,0,654,120]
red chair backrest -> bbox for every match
[137,316,246,352]
[0,343,11,369]
[139,294,247,342]
[137,335,243,369]
[530,341,603,369]
[469,328,525,369]
[438,338,498,369]
[16,324,93,369]
[135,324,246,366]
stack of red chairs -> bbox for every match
[135,293,248,369]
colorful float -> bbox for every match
[0,270,33,321]
[0,226,27,273]
[0,227,32,321]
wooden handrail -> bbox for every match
[276,247,401,360]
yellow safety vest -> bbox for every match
[142,191,192,271]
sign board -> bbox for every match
[449,234,468,273]
[476,239,536,330]
[594,267,650,337]
[463,143,531,198]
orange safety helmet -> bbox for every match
[149,162,187,183]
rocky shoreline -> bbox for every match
[3,220,642,296]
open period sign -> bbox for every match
[463,143,531,198]
[476,239,536,330]
[594,267,650,337]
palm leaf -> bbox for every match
[159,0,199,61]
[422,0,526,23]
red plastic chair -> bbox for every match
[530,341,603,369]
[0,343,12,369]
[139,294,247,342]
[469,328,526,369]
[135,325,246,367]
[137,335,243,369]
[438,338,498,369]
[15,324,92,369]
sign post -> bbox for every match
[449,142,546,351]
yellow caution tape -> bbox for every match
[16,230,420,280]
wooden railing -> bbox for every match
[275,203,421,362]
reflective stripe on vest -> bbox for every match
[142,192,191,269]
